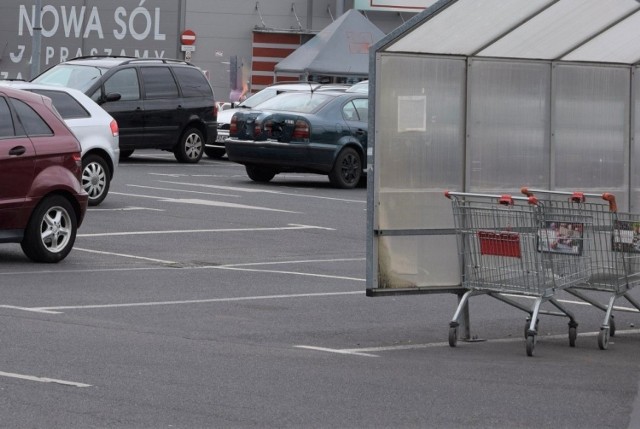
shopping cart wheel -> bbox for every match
[609,316,616,337]
[526,335,535,357]
[524,318,539,339]
[598,328,609,350]
[568,326,577,347]
[448,326,458,347]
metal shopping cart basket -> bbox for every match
[445,191,592,356]
[521,188,640,350]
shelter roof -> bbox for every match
[380,0,640,65]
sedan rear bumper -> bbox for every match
[224,138,335,173]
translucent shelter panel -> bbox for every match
[467,60,551,192]
[553,65,630,204]
[376,235,460,289]
[373,54,466,289]
[376,54,466,232]
[562,10,640,64]
[478,0,640,61]
[632,67,640,212]
[385,0,554,56]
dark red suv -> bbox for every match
[0,86,88,263]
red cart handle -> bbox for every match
[520,187,617,212]
[445,190,538,206]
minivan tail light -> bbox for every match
[110,119,119,137]
[292,120,310,140]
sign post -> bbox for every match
[180,29,196,61]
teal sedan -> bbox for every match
[224,90,368,188]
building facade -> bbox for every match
[0,0,420,102]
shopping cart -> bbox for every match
[445,191,591,356]
[521,188,640,350]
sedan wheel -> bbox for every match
[82,154,110,206]
[245,165,276,183]
[329,147,361,189]
[21,195,78,263]
[175,128,204,163]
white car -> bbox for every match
[0,81,119,206]
[207,82,350,159]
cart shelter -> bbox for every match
[367,0,640,296]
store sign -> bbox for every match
[354,0,436,13]
[0,0,179,80]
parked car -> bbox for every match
[346,80,369,93]
[0,85,88,262]
[225,90,368,188]
[208,82,349,159]
[0,81,119,206]
[32,56,217,163]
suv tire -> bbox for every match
[205,147,226,159]
[21,195,78,263]
[174,127,204,163]
[82,154,110,206]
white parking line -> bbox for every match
[88,206,165,212]
[7,291,363,312]
[77,223,334,238]
[0,371,91,387]
[74,248,176,264]
[295,328,640,358]
[126,184,242,198]
[110,192,299,213]
[216,266,364,281]
[160,181,366,203]
[0,257,363,276]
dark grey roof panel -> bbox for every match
[275,9,385,76]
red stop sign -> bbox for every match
[181,29,196,45]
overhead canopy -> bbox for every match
[383,0,640,65]
[275,9,385,77]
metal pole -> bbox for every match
[30,0,42,79]
[307,0,313,30]
[336,0,344,16]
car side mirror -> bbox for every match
[101,92,122,104]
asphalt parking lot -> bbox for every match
[2,151,640,428]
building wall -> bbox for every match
[0,1,414,101]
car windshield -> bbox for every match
[255,92,333,113]
[33,64,106,92]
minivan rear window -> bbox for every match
[173,67,213,98]
[141,67,179,99]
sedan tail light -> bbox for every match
[110,119,119,137]
[229,115,238,136]
[260,120,272,138]
[292,120,310,140]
